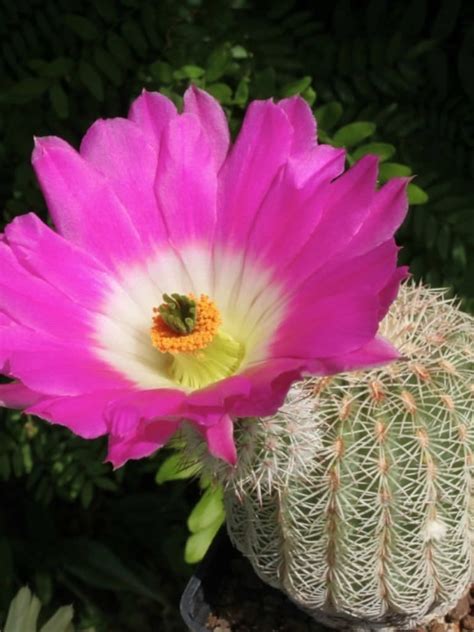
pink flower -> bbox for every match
[0,87,409,467]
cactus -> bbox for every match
[194,283,473,630]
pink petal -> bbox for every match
[105,389,186,434]
[32,136,142,270]
[281,155,379,287]
[229,358,304,417]
[307,336,402,374]
[155,113,217,246]
[377,266,409,319]
[128,89,177,146]
[278,96,317,154]
[0,242,93,339]
[1,322,129,395]
[270,292,380,359]
[26,390,130,438]
[80,117,167,250]
[0,381,44,409]
[184,85,230,170]
[105,389,185,467]
[295,240,400,300]
[4,213,111,311]
[245,145,346,271]
[216,100,292,249]
[107,419,180,468]
[348,177,410,257]
[203,414,237,465]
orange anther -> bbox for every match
[151,294,221,354]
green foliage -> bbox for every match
[3,586,76,632]
[156,452,225,564]
[0,0,473,629]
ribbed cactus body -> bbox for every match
[210,284,473,630]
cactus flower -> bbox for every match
[0,87,409,467]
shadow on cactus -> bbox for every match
[185,282,473,629]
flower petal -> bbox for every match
[202,414,237,465]
[280,155,379,287]
[184,85,230,170]
[0,381,44,408]
[128,89,177,146]
[278,96,317,154]
[244,145,345,272]
[349,176,410,257]
[270,291,380,359]
[307,336,402,374]
[155,113,217,246]
[32,136,142,269]
[4,213,111,311]
[0,242,93,339]
[216,100,292,249]
[2,324,131,395]
[80,117,167,250]
[105,389,185,467]
[27,390,126,438]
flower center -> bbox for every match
[150,293,244,389]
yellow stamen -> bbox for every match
[151,294,221,354]
[150,293,244,389]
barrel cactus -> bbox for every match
[195,283,473,630]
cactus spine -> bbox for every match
[204,283,473,630]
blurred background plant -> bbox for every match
[1,0,473,629]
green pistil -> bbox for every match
[158,293,197,334]
[170,331,245,390]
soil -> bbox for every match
[203,545,474,632]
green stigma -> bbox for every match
[158,293,197,334]
[170,331,245,390]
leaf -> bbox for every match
[333,121,376,148]
[39,57,74,79]
[280,75,312,97]
[452,240,467,268]
[121,20,147,57]
[437,225,451,260]
[206,83,233,104]
[173,65,205,80]
[155,453,199,484]
[94,0,117,22]
[63,14,99,41]
[3,78,49,104]
[60,537,160,601]
[93,476,118,491]
[302,86,317,106]
[81,480,94,508]
[49,83,69,119]
[405,39,439,60]
[79,61,104,101]
[40,606,74,632]
[315,101,343,130]
[231,45,249,59]
[149,60,173,84]
[94,48,122,86]
[378,162,412,181]
[408,183,429,205]
[187,486,225,533]
[352,142,396,162]
[4,587,41,632]
[431,0,461,39]
[184,518,223,564]
[206,45,231,82]
[234,78,249,106]
[107,32,132,68]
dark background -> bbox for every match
[0,0,473,629]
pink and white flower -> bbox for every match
[0,87,409,466]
